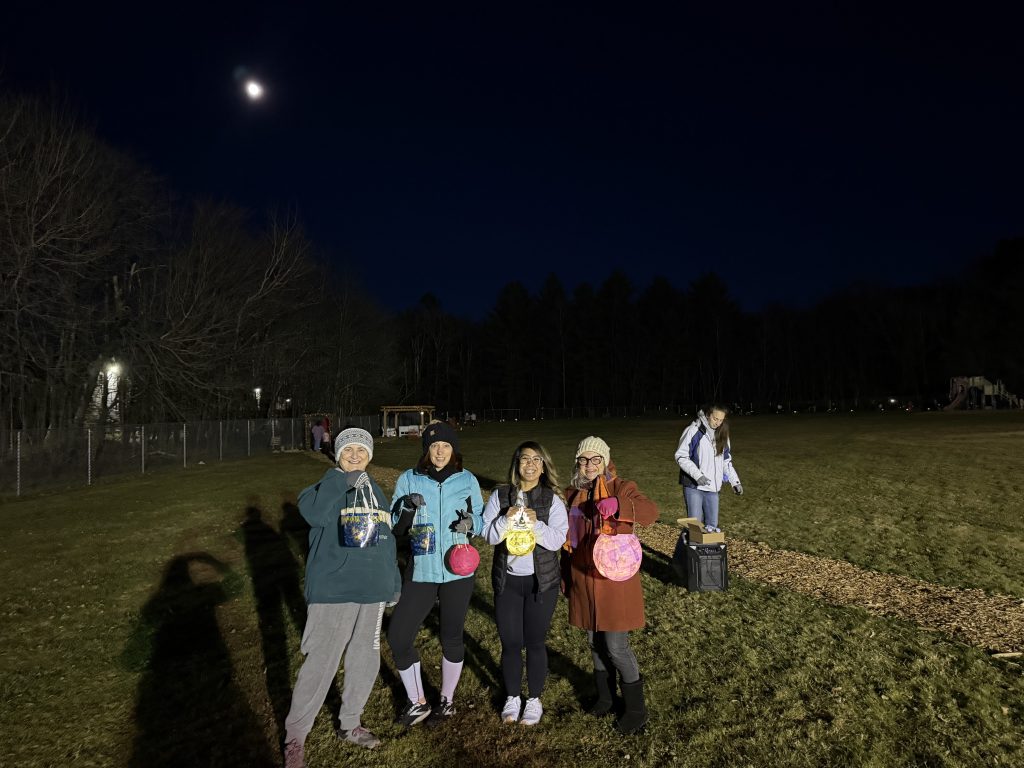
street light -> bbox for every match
[105,361,122,412]
[254,387,262,411]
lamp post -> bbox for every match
[254,387,262,415]
[105,360,123,426]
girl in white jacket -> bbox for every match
[674,405,743,532]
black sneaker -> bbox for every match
[426,697,456,728]
[397,700,432,727]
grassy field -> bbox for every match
[1,413,1022,767]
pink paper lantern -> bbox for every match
[592,534,642,581]
[446,543,480,576]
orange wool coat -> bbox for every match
[561,469,658,632]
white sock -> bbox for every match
[441,657,463,702]
[398,661,424,703]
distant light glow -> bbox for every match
[245,80,264,100]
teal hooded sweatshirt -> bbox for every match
[298,467,401,604]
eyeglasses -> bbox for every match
[518,455,544,466]
[577,456,604,467]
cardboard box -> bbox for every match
[676,516,701,528]
[687,523,725,544]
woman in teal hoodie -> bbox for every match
[387,421,485,729]
[283,428,401,768]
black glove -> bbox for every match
[395,493,425,515]
[345,470,371,489]
[450,508,473,534]
[733,483,744,496]
[392,494,425,537]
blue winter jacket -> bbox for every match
[298,467,402,604]
[392,467,485,583]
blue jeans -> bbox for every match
[683,487,720,528]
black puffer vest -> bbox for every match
[491,485,561,595]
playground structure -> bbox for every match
[380,405,435,437]
[945,376,1021,410]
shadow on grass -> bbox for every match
[640,541,682,586]
[278,499,309,562]
[242,502,346,743]
[122,552,276,767]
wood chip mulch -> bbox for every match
[638,522,1024,655]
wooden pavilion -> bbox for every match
[380,405,435,437]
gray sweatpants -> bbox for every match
[284,601,386,742]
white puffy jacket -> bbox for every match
[674,410,741,493]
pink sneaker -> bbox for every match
[283,740,304,768]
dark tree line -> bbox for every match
[3,92,1021,431]
[397,249,1023,417]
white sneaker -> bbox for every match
[520,697,543,726]
[501,695,521,723]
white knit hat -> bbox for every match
[575,435,610,465]
[335,427,374,461]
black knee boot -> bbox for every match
[616,677,648,734]
[588,669,615,716]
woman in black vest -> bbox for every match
[483,441,569,726]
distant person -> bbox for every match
[562,436,658,734]
[320,418,333,458]
[282,428,401,766]
[388,421,485,728]
[310,420,324,452]
[674,404,743,533]
[482,441,568,725]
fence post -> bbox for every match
[219,420,223,461]
[183,423,187,468]
[16,430,20,497]
[247,419,251,457]
[87,428,92,486]
[141,425,146,474]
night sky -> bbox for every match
[3,2,1021,318]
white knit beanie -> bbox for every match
[335,427,374,461]
[575,435,610,465]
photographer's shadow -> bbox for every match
[122,553,275,767]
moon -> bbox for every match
[244,80,264,100]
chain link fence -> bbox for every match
[0,417,346,497]
[0,408,703,498]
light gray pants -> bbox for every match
[284,601,385,742]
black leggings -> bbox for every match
[494,575,559,698]
[387,577,475,670]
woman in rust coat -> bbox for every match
[562,435,658,734]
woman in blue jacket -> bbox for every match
[387,421,485,728]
